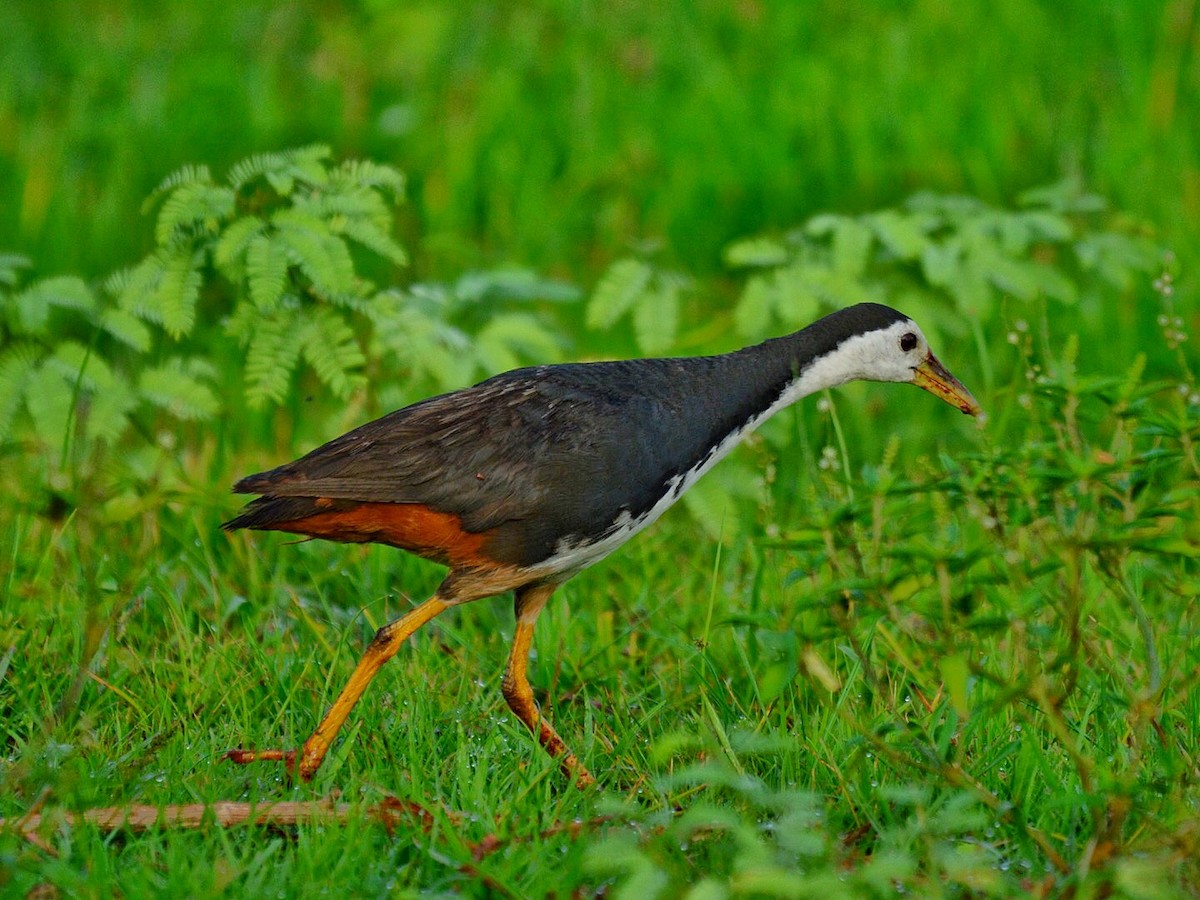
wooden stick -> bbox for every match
[1,795,438,838]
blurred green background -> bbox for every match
[3,4,1199,895]
[3,0,1196,287]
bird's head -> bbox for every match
[858,318,982,416]
[805,308,982,417]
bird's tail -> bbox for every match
[222,496,332,532]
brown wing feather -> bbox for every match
[230,370,608,535]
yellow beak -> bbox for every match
[913,354,982,416]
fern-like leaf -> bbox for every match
[26,363,75,455]
[112,254,166,320]
[340,218,409,266]
[831,218,874,277]
[475,313,562,375]
[723,237,790,269]
[298,307,365,399]
[155,182,236,246]
[244,310,301,407]
[49,341,119,394]
[294,187,391,226]
[245,233,291,310]
[332,159,406,198]
[274,210,356,300]
[868,210,929,260]
[734,275,775,338]
[633,279,680,355]
[0,344,41,442]
[587,258,653,329]
[0,253,31,288]
[97,307,152,351]
[282,145,334,187]
[82,374,137,447]
[141,164,213,213]
[454,270,579,304]
[213,216,266,279]
[227,145,331,194]
[153,246,203,338]
[11,276,96,335]
[137,359,220,421]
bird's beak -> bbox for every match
[913,354,982,416]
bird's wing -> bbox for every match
[233,366,666,532]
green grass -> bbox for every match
[3,319,1199,896]
[2,1,1199,896]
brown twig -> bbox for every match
[2,793,615,871]
[1,795,437,839]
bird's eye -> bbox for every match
[900,332,918,352]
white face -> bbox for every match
[805,318,929,389]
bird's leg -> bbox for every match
[501,583,595,788]
[225,593,450,780]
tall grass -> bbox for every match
[1,2,1198,896]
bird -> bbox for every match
[222,302,981,787]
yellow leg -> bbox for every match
[501,583,595,788]
[226,593,449,781]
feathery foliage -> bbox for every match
[0,261,216,471]
[587,255,689,355]
[725,180,1161,345]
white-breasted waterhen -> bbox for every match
[223,302,981,786]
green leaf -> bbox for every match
[26,363,74,453]
[1027,264,1079,304]
[1018,177,1106,214]
[244,312,301,408]
[274,210,356,299]
[137,359,220,421]
[772,262,826,326]
[245,234,290,310]
[734,275,774,338]
[0,344,41,441]
[97,307,152,351]
[213,216,266,276]
[454,269,578,304]
[340,218,408,266]
[332,159,406,197]
[587,258,652,329]
[921,241,961,288]
[1020,210,1073,243]
[978,251,1042,300]
[155,181,236,246]
[141,164,213,213]
[952,255,993,315]
[723,237,790,269]
[227,145,331,194]
[81,374,136,447]
[48,341,120,395]
[476,313,563,364]
[868,210,929,260]
[11,276,96,335]
[633,279,679,355]
[297,307,366,399]
[831,217,874,277]
[0,253,31,288]
[154,246,203,338]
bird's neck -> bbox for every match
[722,323,874,424]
